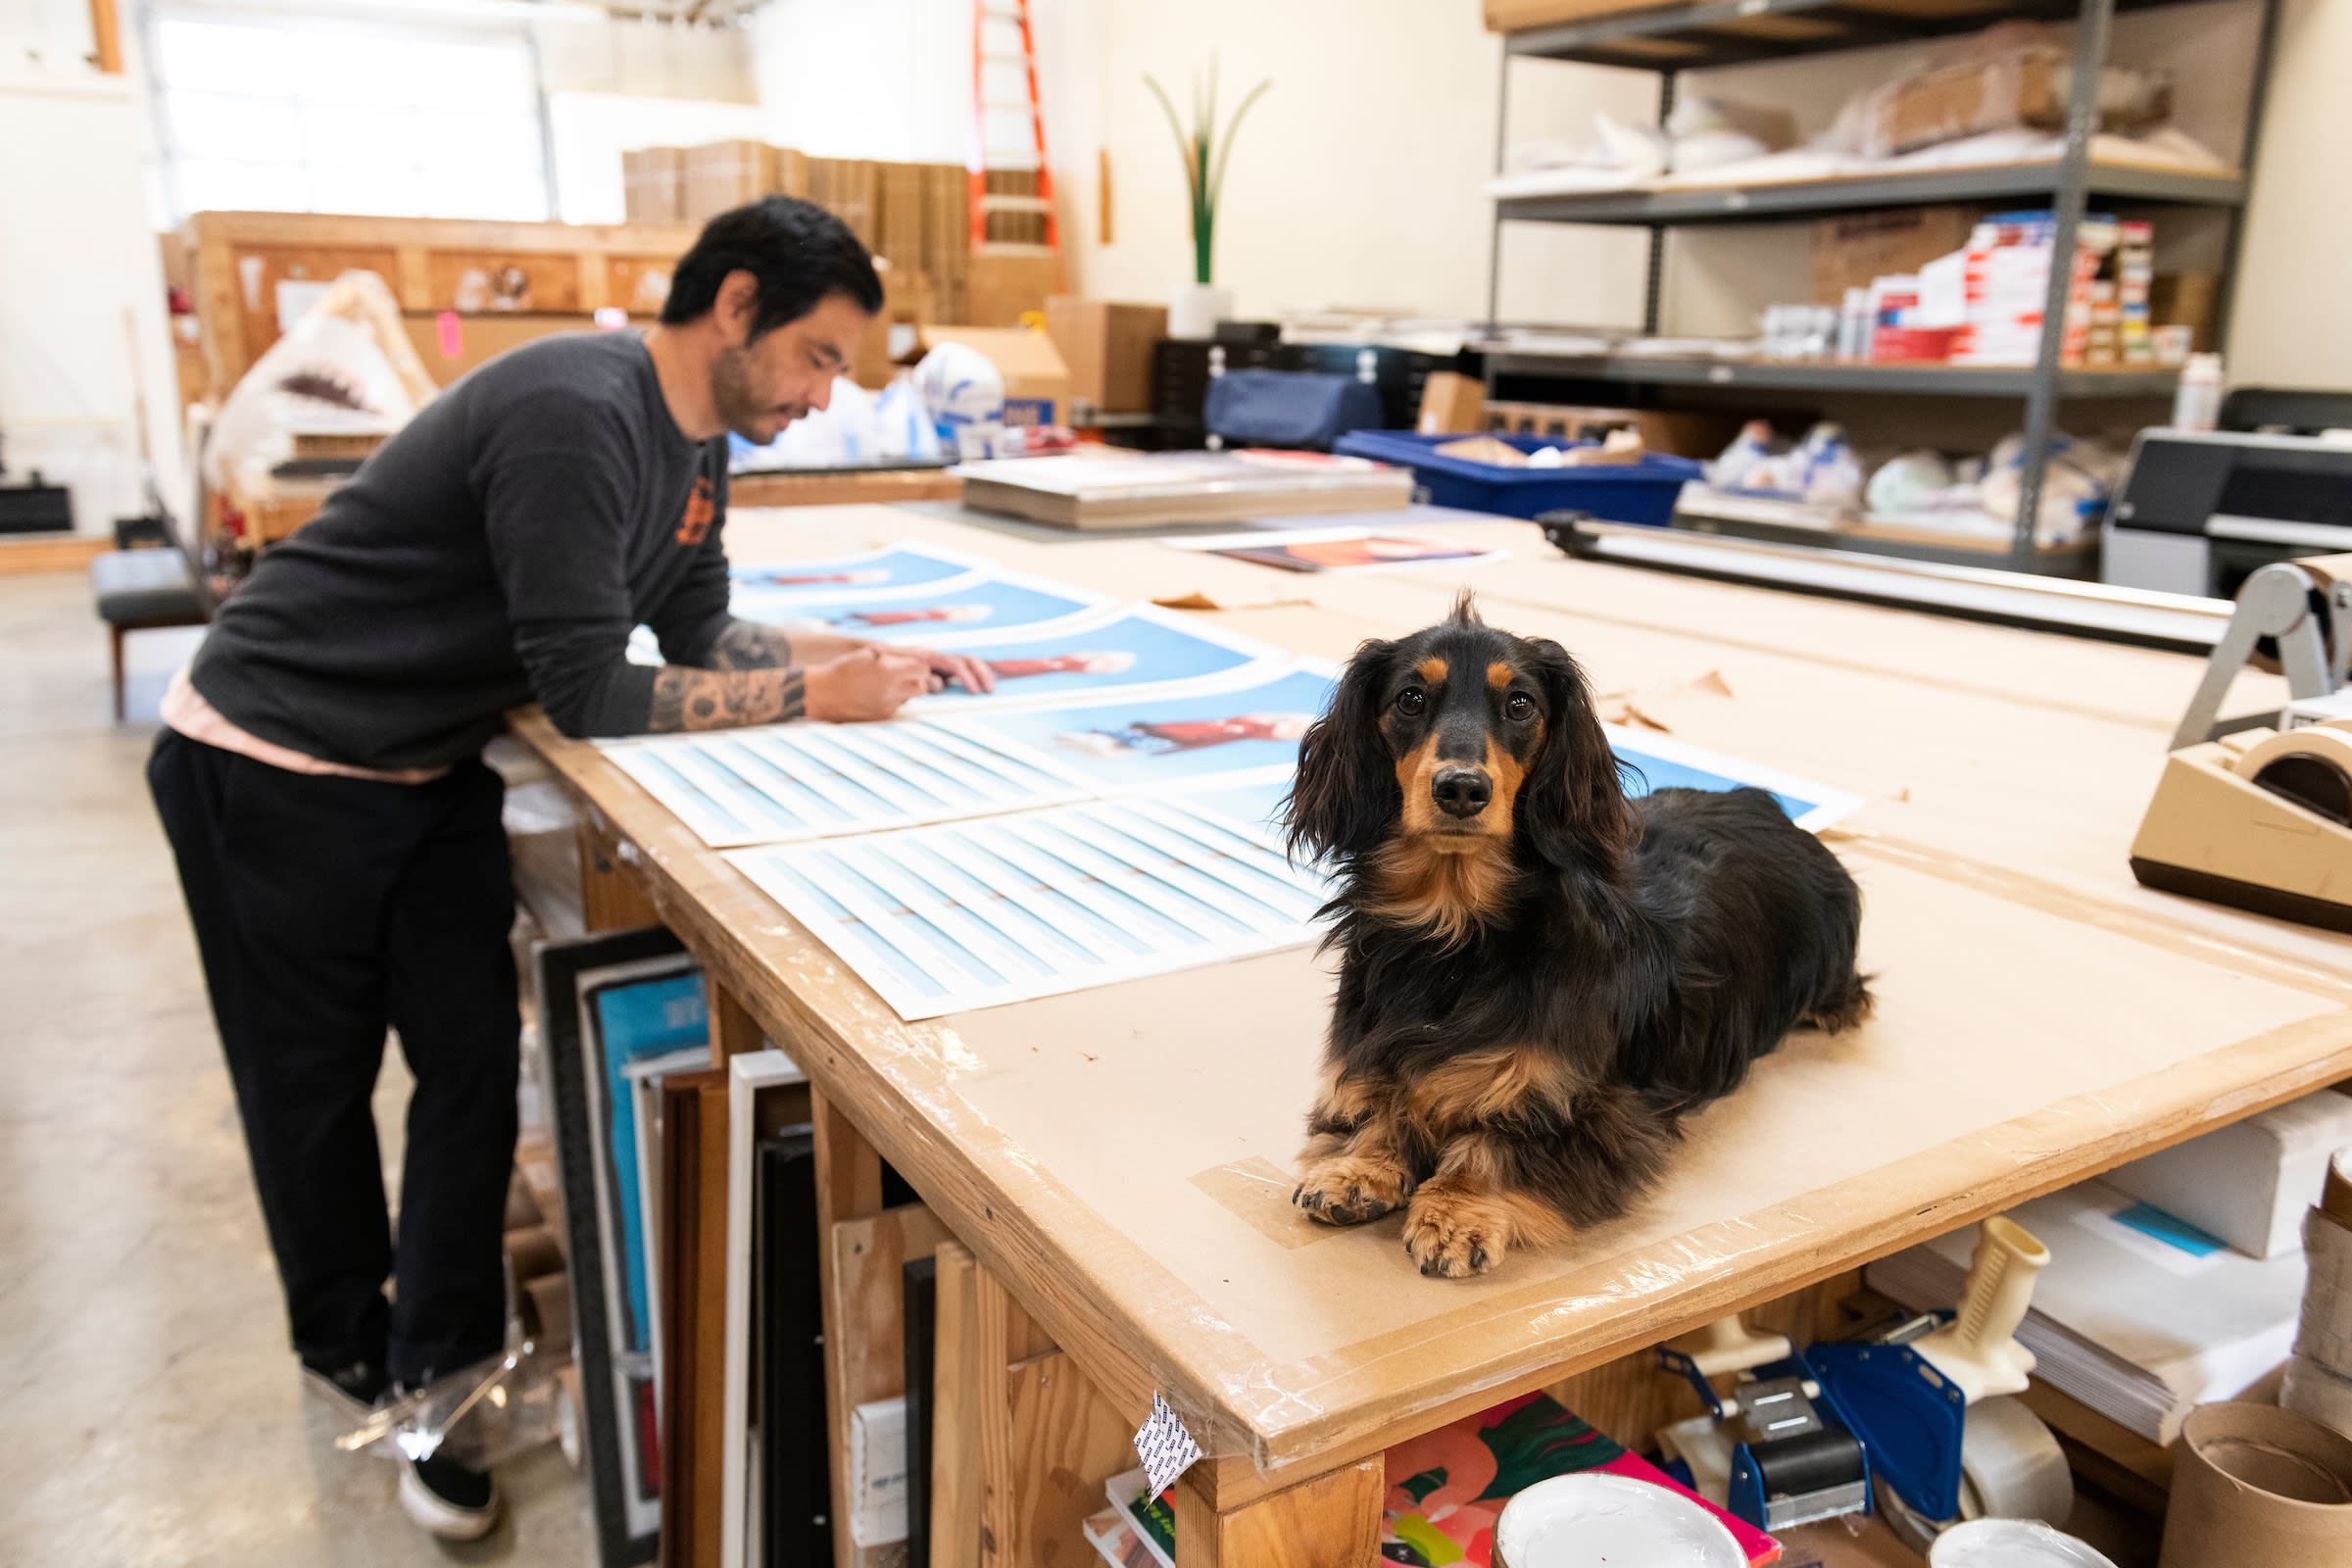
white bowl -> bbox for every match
[1930,1518,2121,1567]
[1494,1473,1748,1568]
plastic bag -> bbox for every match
[335,1340,568,1472]
[1978,432,2122,547]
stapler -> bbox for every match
[2132,718,2352,932]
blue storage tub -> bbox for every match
[1333,430,1700,525]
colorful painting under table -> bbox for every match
[536,930,710,1567]
[725,797,1332,1020]
[1382,1392,1779,1567]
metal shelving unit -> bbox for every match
[1483,0,2283,569]
[1494,163,2246,225]
[1482,352,2185,397]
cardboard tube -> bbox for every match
[2324,1150,2352,1231]
[2158,1403,2352,1567]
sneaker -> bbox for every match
[399,1451,501,1542]
[300,1355,390,1419]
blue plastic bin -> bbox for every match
[1333,430,1700,525]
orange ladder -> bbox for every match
[968,0,1060,277]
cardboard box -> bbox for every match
[1043,297,1166,414]
[809,157,880,248]
[682,139,787,221]
[621,147,684,224]
[1869,51,2067,159]
[2154,271,2222,351]
[853,265,936,391]
[967,250,1058,327]
[1812,206,1982,306]
[895,325,1069,427]
[1486,400,1739,461]
[1867,48,2172,160]
[2107,1089,2352,1259]
[1481,0,1679,32]
[1415,371,1488,436]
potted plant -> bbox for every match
[1144,55,1270,340]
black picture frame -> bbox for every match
[537,925,699,1568]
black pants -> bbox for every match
[148,729,518,1386]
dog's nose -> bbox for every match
[1431,767,1493,819]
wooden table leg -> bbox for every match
[929,1242,983,1568]
[812,1088,884,1568]
[576,818,661,932]
[709,981,764,1065]
[973,1260,1060,1568]
[1170,1459,1385,1568]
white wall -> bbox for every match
[530,14,752,103]
[1054,0,1647,324]
[745,0,1648,324]
[750,0,969,162]
[0,33,185,536]
[2229,0,2352,390]
[549,92,768,227]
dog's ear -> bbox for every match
[1519,638,1639,871]
[1285,638,1400,864]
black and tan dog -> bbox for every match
[1285,596,1868,1277]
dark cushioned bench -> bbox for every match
[91,548,208,721]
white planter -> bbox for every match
[1167,282,1233,341]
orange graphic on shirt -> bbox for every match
[676,474,716,546]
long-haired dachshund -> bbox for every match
[1285,595,1868,1278]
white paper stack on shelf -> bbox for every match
[1865,1178,2306,1445]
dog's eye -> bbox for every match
[1505,692,1536,722]
[1395,688,1426,716]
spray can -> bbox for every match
[2172,352,2225,432]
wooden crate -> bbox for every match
[185,212,702,397]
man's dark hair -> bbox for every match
[661,196,883,337]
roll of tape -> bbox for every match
[2283,1352,2352,1441]
[1958,1396,2074,1527]
[556,1363,584,1471]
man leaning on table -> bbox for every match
[146,197,988,1542]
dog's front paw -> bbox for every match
[1401,1190,1512,1278]
[1293,1153,1414,1226]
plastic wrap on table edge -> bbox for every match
[1134,1014,2352,1476]
[335,1338,569,1471]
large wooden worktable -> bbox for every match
[514,500,2352,1565]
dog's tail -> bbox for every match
[1801,972,1876,1035]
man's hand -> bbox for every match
[901,646,997,695]
[805,647,932,722]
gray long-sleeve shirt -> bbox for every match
[191,331,732,771]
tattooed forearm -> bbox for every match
[646,665,808,732]
[709,618,793,670]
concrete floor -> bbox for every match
[0,572,590,1567]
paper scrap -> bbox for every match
[1134,1392,1202,1496]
